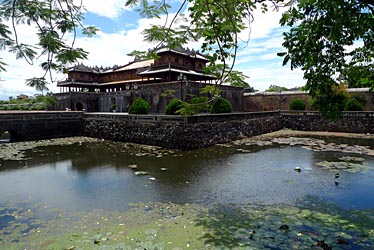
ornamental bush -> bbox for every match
[289,98,306,110]
[165,98,183,115]
[128,98,150,114]
[210,97,232,114]
[344,98,363,111]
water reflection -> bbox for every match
[0,140,373,213]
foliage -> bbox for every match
[127,50,159,61]
[339,65,374,89]
[266,85,289,92]
[178,96,210,116]
[280,0,374,118]
[289,98,306,111]
[350,93,368,107]
[345,98,364,111]
[210,97,232,113]
[125,0,282,86]
[165,98,184,115]
[0,0,98,87]
[36,95,57,108]
[128,98,151,114]
[310,84,349,120]
[200,85,222,97]
[26,78,49,94]
[0,94,57,110]
[203,64,250,88]
[160,89,176,98]
[226,70,250,88]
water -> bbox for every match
[1,138,374,249]
[1,140,373,211]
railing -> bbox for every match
[85,113,187,124]
[186,111,280,124]
[2,110,374,126]
[84,111,280,124]
[0,111,84,122]
[280,110,374,118]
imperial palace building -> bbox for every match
[55,46,244,112]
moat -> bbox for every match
[1,134,374,249]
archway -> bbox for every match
[75,102,84,111]
[0,130,10,143]
[0,130,23,143]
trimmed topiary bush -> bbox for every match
[165,98,183,115]
[210,97,232,114]
[289,98,306,110]
[345,98,363,111]
[128,98,150,114]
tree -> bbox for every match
[128,98,151,114]
[210,97,232,113]
[5,0,373,117]
[0,0,98,89]
[265,84,289,92]
[203,63,250,88]
[26,77,49,95]
[125,0,280,85]
[338,65,374,88]
[279,0,374,118]
[165,98,183,115]
[289,98,305,111]
[124,0,283,114]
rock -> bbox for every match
[134,171,147,176]
[337,237,349,245]
[128,164,137,169]
[279,225,289,231]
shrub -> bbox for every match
[351,93,367,106]
[165,98,183,115]
[128,98,150,114]
[210,97,232,114]
[289,98,306,110]
[345,98,363,111]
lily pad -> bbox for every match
[339,156,365,162]
[315,161,367,173]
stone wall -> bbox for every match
[244,92,312,112]
[4,110,374,150]
[281,111,374,134]
[0,111,84,142]
[84,115,282,150]
[244,89,374,112]
[83,111,374,150]
[54,92,100,111]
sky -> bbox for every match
[0,0,306,100]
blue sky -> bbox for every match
[0,1,305,100]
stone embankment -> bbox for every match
[281,111,374,134]
[84,116,282,150]
[3,111,374,150]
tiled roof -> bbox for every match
[114,59,154,72]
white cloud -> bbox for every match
[0,2,305,99]
[237,63,305,91]
[81,0,130,19]
[239,4,287,40]
[0,22,61,99]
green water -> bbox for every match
[0,137,374,249]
